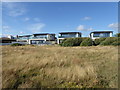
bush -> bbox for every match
[61,38,74,47]
[11,43,24,46]
[94,38,107,46]
[59,38,67,46]
[80,38,92,46]
[60,38,83,47]
[100,37,118,46]
[115,33,120,37]
[111,37,120,46]
[72,38,83,46]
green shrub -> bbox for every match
[72,38,83,46]
[115,33,120,37]
[111,37,120,46]
[80,38,92,46]
[94,38,107,46]
[60,38,83,47]
[59,38,67,46]
[61,38,75,47]
[100,37,118,46]
[11,43,24,46]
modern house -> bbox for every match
[28,33,56,44]
[57,32,82,44]
[90,31,113,40]
[17,35,32,44]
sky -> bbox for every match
[2,2,118,37]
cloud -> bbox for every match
[76,25,94,31]
[24,17,30,21]
[2,26,10,29]
[108,23,118,30]
[28,23,45,33]
[87,27,94,31]
[19,31,24,34]
[3,2,27,17]
[2,26,11,32]
[34,18,40,22]
[76,25,85,31]
[82,17,91,20]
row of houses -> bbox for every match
[12,31,113,45]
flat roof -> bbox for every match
[18,35,32,37]
[59,32,81,34]
[33,33,55,35]
[90,31,113,33]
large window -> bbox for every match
[93,33,110,37]
[31,40,45,44]
[59,34,76,38]
[18,36,32,40]
[34,35,47,39]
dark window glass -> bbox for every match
[93,33,110,37]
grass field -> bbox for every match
[2,45,118,88]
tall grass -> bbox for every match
[2,45,118,88]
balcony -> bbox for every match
[17,37,47,40]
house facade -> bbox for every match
[57,32,82,44]
[28,33,56,44]
[16,33,56,45]
[90,31,113,40]
[17,35,32,44]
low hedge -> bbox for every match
[100,37,119,46]
[94,38,107,46]
[80,38,93,46]
[60,37,92,47]
[60,38,83,47]
[60,37,120,47]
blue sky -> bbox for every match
[2,2,118,37]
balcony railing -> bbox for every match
[18,37,47,40]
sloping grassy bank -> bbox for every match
[2,45,118,88]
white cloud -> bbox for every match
[2,26,10,29]
[19,31,24,34]
[76,25,94,31]
[3,2,27,17]
[34,18,40,22]
[76,25,85,31]
[2,26,11,32]
[24,17,30,21]
[82,17,91,20]
[28,23,45,33]
[87,27,94,31]
[108,23,118,30]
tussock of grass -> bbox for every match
[2,45,118,88]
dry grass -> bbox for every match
[2,45,118,88]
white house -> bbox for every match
[57,32,82,44]
[28,33,56,44]
[17,35,32,43]
[90,31,113,40]
[17,33,56,45]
